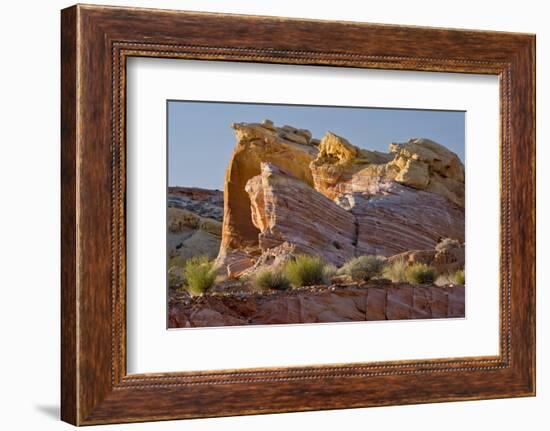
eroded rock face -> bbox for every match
[168,283,465,327]
[350,184,465,256]
[219,120,318,255]
[218,120,465,272]
[311,134,465,207]
[245,163,356,266]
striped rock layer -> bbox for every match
[218,120,465,273]
[168,283,465,328]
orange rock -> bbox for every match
[219,120,318,257]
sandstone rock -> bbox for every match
[168,186,224,221]
[388,138,465,206]
[388,237,465,273]
[167,207,222,236]
[219,120,318,256]
[243,162,464,260]
[240,242,298,278]
[311,136,465,207]
[351,184,465,256]
[315,131,358,164]
[217,121,464,275]
[245,163,356,266]
[168,283,465,328]
[221,250,256,279]
[167,188,223,284]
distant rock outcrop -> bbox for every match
[218,120,465,273]
[167,187,223,288]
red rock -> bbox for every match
[168,284,465,328]
[246,163,357,266]
[351,184,465,256]
[389,237,465,273]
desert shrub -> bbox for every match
[254,269,291,291]
[338,255,385,282]
[284,254,325,287]
[183,255,216,296]
[452,269,465,285]
[405,263,438,285]
[382,258,408,283]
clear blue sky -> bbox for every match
[168,101,465,189]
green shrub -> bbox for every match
[452,270,465,285]
[254,269,291,291]
[183,255,216,296]
[338,255,385,282]
[382,258,408,283]
[284,254,325,287]
[405,263,438,284]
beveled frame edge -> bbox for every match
[61,4,535,425]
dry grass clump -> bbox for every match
[405,263,438,285]
[254,269,291,291]
[435,269,465,286]
[452,269,465,285]
[337,255,385,282]
[183,255,216,296]
[382,258,408,282]
[284,254,325,287]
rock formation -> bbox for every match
[167,187,223,287]
[217,120,465,274]
[168,283,465,327]
[310,133,464,206]
[219,120,319,256]
[388,238,465,273]
[246,163,356,266]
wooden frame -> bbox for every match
[61,4,535,425]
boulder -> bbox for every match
[388,237,465,273]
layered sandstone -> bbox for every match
[350,184,464,256]
[168,283,465,327]
[310,133,465,207]
[218,119,465,273]
[220,120,318,255]
[246,163,356,266]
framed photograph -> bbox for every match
[61,4,535,425]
